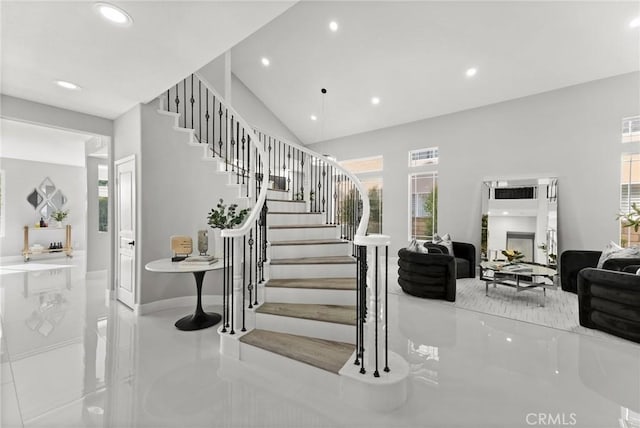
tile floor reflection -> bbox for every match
[0,258,638,427]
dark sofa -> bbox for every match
[577,267,640,343]
[559,250,640,293]
[423,241,476,279]
[398,248,456,302]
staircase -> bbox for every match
[158,72,408,411]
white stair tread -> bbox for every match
[269,239,347,246]
[270,256,355,265]
[269,224,335,229]
[240,329,355,374]
[267,278,356,290]
[256,302,356,325]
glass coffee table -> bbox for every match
[479,261,558,307]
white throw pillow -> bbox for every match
[597,241,640,268]
[407,239,428,253]
[635,267,640,275]
[432,233,454,256]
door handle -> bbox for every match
[128,241,135,246]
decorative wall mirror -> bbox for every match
[39,178,56,199]
[27,177,69,220]
[481,177,558,266]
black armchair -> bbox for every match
[560,250,640,293]
[424,241,476,279]
[398,248,456,302]
[577,268,640,343]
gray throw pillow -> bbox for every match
[407,239,428,253]
[596,241,640,268]
[432,233,454,256]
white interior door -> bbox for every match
[115,155,136,309]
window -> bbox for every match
[98,164,108,232]
[339,156,383,174]
[620,153,640,246]
[409,172,437,240]
[409,147,439,167]
[622,116,640,144]
[340,156,383,234]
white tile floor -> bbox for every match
[1,258,639,428]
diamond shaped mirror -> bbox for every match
[27,188,44,209]
[39,178,57,199]
[40,202,56,219]
[50,190,67,210]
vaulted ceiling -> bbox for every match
[231,1,640,144]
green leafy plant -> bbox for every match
[618,203,640,232]
[502,249,524,263]
[52,210,69,222]
[207,199,249,230]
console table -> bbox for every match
[479,261,557,307]
[145,258,223,331]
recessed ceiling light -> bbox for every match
[261,57,270,67]
[466,67,478,77]
[55,80,81,90]
[329,21,339,32]
[506,337,512,342]
[310,115,317,121]
[630,17,640,28]
[502,211,509,215]
[94,2,133,26]
[371,97,380,105]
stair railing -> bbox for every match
[160,73,268,335]
[251,130,397,379]
[161,74,397,379]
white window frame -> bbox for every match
[0,170,5,238]
[408,171,438,241]
[409,147,439,167]
[622,116,640,144]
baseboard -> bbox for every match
[136,295,223,315]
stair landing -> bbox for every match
[240,329,355,374]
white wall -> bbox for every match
[138,102,248,305]
[0,157,86,258]
[310,72,640,255]
[198,55,302,144]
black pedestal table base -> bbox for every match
[175,270,222,331]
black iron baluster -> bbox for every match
[190,75,195,130]
[268,137,272,185]
[286,146,291,193]
[225,109,229,171]
[323,163,328,223]
[261,202,268,285]
[359,245,367,374]
[236,121,240,184]
[221,236,227,333]
[374,246,380,378]
[242,235,246,332]
[174,84,180,115]
[230,237,235,335]
[241,130,246,185]
[218,103,223,158]
[254,220,260,306]
[355,246,361,366]
[182,78,186,128]
[300,153,305,205]
[246,135,250,197]
[198,80,202,143]
[230,116,236,174]
[248,229,254,309]
[384,245,390,373]
[166,89,170,112]
[205,91,210,149]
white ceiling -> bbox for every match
[231,1,640,144]
[0,119,94,167]
[1,1,296,119]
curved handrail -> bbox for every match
[251,125,370,238]
[193,72,269,239]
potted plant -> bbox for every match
[52,210,69,228]
[206,199,250,257]
[619,203,640,232]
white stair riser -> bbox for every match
[267,190,291,201]
[266,200,307,213]
[268,227,339,241]
[267,213,324,226]
[270,263,356,279]
[255,312,355,344]
[265,287,355,305]
[269,243,350,259]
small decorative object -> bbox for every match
[197,230,208,256]
[171,235,193,261]
[502,249,525,263]
[39,216,46,228]
[618,203,640,232]
[207,199,250,230]
[52,210,69,228]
